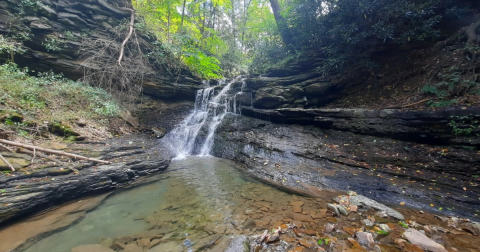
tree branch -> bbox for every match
[18,148,79,173]
[0,153,15,171]
[0,139,111,164]
[118,8,135,66]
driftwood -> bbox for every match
[0,139,111,164]
[0,153,15,171]
[117,7,135,66]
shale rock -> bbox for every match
[0,0,202,99]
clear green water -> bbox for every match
[23,156,291,252]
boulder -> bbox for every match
[151,127,166,138]
[356,231,375,248]
[403,228,448,252]
[348,195,404,220]
[303,82,334,96]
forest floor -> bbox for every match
[325,30,480,110]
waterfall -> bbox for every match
[167,77,244,159]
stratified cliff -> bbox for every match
[0,0,203,99]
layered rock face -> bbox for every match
[0,0,202,99]
[212,107,480,220]
[0,134,172,224]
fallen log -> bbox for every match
[0,139,111,164]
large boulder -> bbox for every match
[253,88,292,109]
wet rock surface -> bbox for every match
[242,191,480,252]
[0,134,172,224]
[212,113,480,220]
[241,106,480,146]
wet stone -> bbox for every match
[291,201,305,207]
[402,228,448,252]
[293,207,303,213]
[356,231,375,248]
[328,203,340,216]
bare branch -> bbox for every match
[118,8,135,66]
[0,153,15,171]
[0,139,111,164]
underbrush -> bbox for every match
[0,63,123,141]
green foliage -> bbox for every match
[18,0,40,14]
[41,37,64,52]
[62,31,76,41]
[0,63,122,135]
[317,237,330,245]
[133,0,278,78]
[252,0,469,74]
[422,70,478,107]
[376,229,389,235]
[449,115,480,136]
[399,221,409,228]
[184,50,222,79]
[0,35,26,61]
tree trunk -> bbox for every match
[180,0,187,32]
[201,2,206,36]
[231,0,236,49]
[167,1,171,43]
[212,7,216,31]
[269,0,295,51]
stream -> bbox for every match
[11,157,335,252]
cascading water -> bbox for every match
[166,77,246,159]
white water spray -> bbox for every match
[167,77,245,159]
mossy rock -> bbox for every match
[65,135,86,142]
[48,122,79,137]
[0,157,30,170]
[0,110,24,123]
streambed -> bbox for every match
[4,157,334,252]
[2,156,480,252]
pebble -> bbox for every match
[356,231,375,248]
[337,205,349,215]
[362,219,374,227]
[378,224,390,233]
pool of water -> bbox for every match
[21,156,324,252]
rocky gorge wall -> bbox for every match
[0,0,203,99]
[211,106,480,220]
